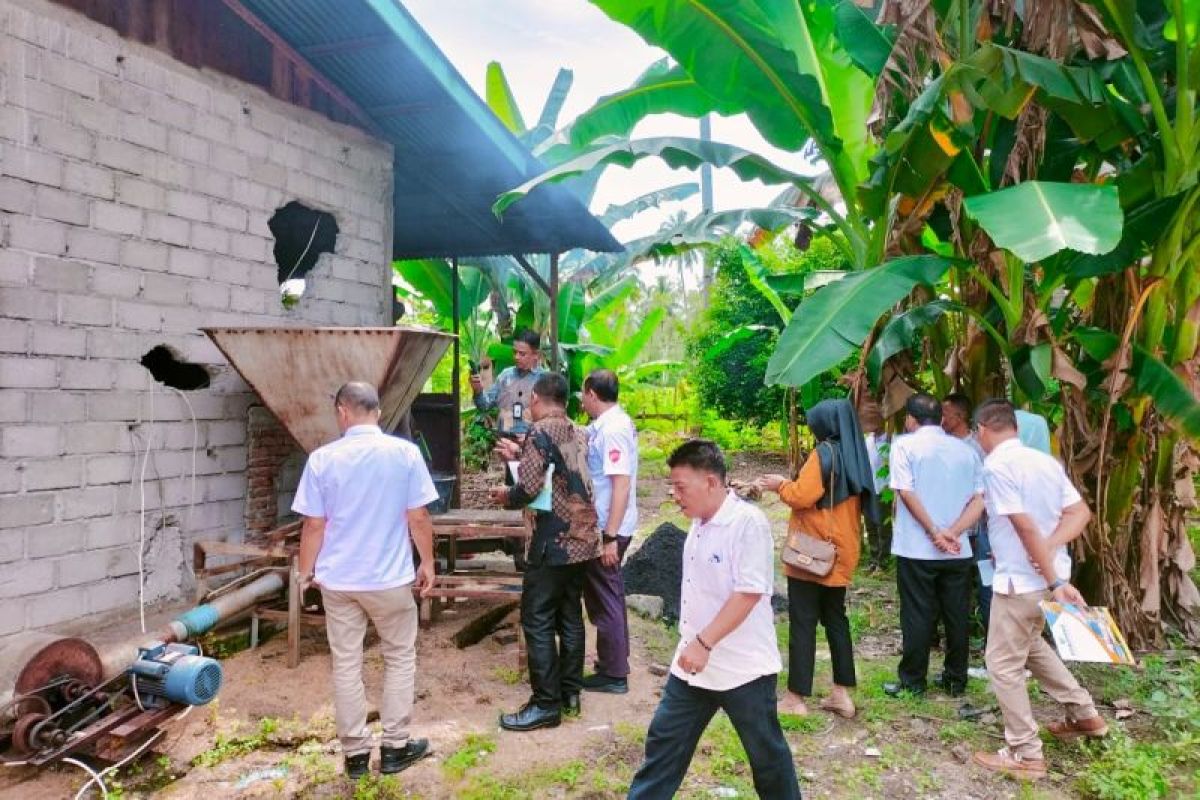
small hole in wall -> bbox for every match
[140,345,211,390]
[269,201,338,306]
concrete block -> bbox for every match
[119,116,167,151]
[26,521,85,558]
[210,201,248,232]
[65,30,121,77]
[32,257,89,292]
[167,249,209,278]
[30,323,87,357]
[217,446,248,472]
[92,202,143,236]
[0,558,54,599]
[58,294,113,326]
[0,357,56,388]
[115,177,165,210]
[86,575,140,615]
[188,280,230,310]
[90,264,140,298]
[190,169,232,201]
[232,125,270,158]
[0,177,35,215]
[0,319,29,353]
[166,191,208,223]
[95,139,151,174]
[32,117,93,160]
[85,454,134,485]
[167,130,208,163]
[105,545,138,578]
[27,390,86,423]
[61,160,112,200]
[0,493,55,529]
[204,473,245,502]
[87,329,146,360]
[59,486,115,520]
[0,602,25,636]
[148,95,194,131]
[231,179,271,210]
[23,457,84,490]
[0,531,23,565]
[40,56,99,99]
[206,420,246,447]
[139,272,190,304]
[34,185,89,225]
[230,233,270,262]
[210,257,253,287]
[26,586,89,626]
[122,238,171,270]
[116,302,162,332]
[149,154,191,187]
[189,224,230,254]
[0,106,33,143]
[8,216,68,256]
[0,391,27,423]
[0,251,32,285]
[55,551,109,587]
[1,145,63,187]
[59,360,114,390]
[209,143,248,176]
[65,228,120,265]
[86,391,142,422]
[0,462,21,494]
[228,288,268,315]
[249,160,286,188]
[65,97,119,138]
[113,361,152,390]
[86,517,130,549]
[2,424,61,457]
[193,112,233,145]
[64,422,127,455]
[15,80,66,119]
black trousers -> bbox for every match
[897,556,972,691]
[521,560,586,709]
[787,578,856,696]
[628,674,802,800]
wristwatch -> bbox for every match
[1048,578,1067,590]
[602,534,618,544]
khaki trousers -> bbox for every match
[985,589,1097,759]
[321,585,418,756]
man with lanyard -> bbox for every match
[971,399,1106,779]
[627,440,800,800]
[471,329,543,439]
[578,370,638,694]
[491,373,600,731]
[883,393,984,698]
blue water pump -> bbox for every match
[128,642,223,707]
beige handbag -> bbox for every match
[781,443,838,578]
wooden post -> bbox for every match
[287,557,301,668]
[451,256,462,508]
[549,252,560,371]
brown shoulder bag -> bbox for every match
[781,442,838,578]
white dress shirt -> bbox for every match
[889,425,982,560]
[670,491,781,691]
[586,405,639,538]
[292,425,439,591]
[983,438,1081,594]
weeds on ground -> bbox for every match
[442,733,497,781]
[192,717,283,768]
[490,665,522,685]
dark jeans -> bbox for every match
[787,578,856,696]
[521,561,586,709]
[970,528,993,637]
[628,674,801,800]
[582,536,631,678]
[897,556,972,691]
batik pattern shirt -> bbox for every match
[506,413,600,566]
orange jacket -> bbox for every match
[778,451,862,587]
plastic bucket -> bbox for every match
[427,472,457,515]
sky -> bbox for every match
[402,0,817,244]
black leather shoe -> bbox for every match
[344,752,370,780]
[500,702,561,732]
[380,738,430,774]
[938,679,967,697]
[581,673,628,694]
[562,693,581,717]
[883,681,925,698]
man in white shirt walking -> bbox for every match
[579,370,638,695]
[293,382,438,780]
[972,399,1107,779]
[884,394,985,698]
[627,440,800,800]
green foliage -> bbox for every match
[443,733,498,781]
[1078,732,1172,799]
[192,718,283,768]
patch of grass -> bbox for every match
[351,774,409,800]
[633,615,680,665]
[691,713,754,796]
[442,733,497,781]
[490,665,523,685]
[778,713,829,734]
[192,717,283,768]
[1077,731,1172,799]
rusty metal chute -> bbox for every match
[203,326,454,452]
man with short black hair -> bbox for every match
[627,440,800,800]
[971,399,1106,779]
[471,329,543,436]
[294,381,437,780]
[491,372,600,731]
[579,369,638,694]
[883,393,984,698]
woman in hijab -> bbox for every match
[759,398,881,718]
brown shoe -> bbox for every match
[1047,714,1108,740]
[819,696,856,719]
[972,748,1047,779]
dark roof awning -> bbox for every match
[235,0,621,259]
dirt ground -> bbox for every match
[3,453,1126,799]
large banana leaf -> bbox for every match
[612,307,667,367]
[567,59,729,148]
[865,299,960,385]
[833,0,895,77]
[962,181,1123,262]
[765,256,954,387]
[495,136,818,216]
[392,259,490,320]
[597,183,699,227]
[1044,194,1184,284]
[740,245,792,324]
[485,62,526,135]
[537,69,573,134]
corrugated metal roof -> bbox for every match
[237,0,621,259]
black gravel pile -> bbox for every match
[623,522,687,622]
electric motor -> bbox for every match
[128,642,222,707]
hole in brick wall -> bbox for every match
[269,201,338,306]
[140,345,211,390]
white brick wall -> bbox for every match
[1,0,394,639]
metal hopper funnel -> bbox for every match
[204,327,454,452]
